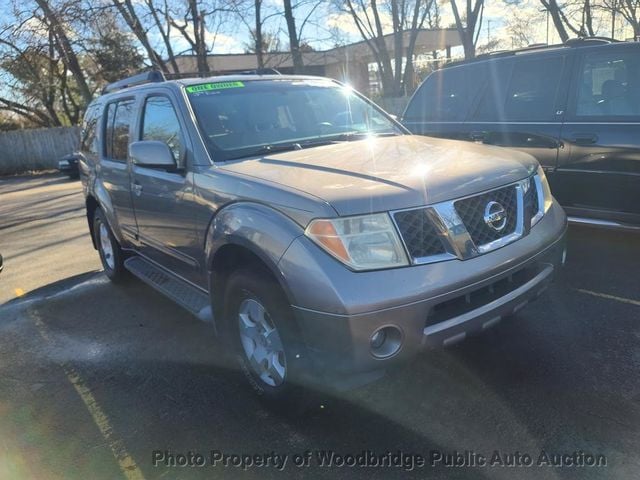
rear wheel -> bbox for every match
[94,209,127,282]
[224,267,316,412]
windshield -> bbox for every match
[185,79,401,161]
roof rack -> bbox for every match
[445,36,621,68]
[565,36,620,46]
[236,68,282,75]
[102,70,166,94]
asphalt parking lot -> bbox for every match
[0,173,639,480]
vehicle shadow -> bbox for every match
[4,258,633,480]
[0,271,504,480]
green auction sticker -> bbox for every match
[185,81,245,93]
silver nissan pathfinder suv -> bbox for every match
[79,72,567,404]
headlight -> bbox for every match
[537,166,553,214]
[305,213,409,271]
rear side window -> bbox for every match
[81,105,100,156]
[104,99,135,162]
[473,56,564,122]
[574,50,640,118]
[404,67,473,122]
[141,96,184,163]
[504,56,564,121]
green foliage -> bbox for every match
[91,29,145,84]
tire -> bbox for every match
[223,267,317,413]
[93,209,127,283]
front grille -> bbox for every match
[393,208,446,259]
[454,185,517,246]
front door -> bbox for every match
[130,93,202,285]
[555,45,640,225]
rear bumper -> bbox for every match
[280,202,567,389]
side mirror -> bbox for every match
[129,141,177,169]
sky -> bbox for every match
[1,0,639,63]
[169,0,638,60]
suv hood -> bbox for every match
[220,135,538,216]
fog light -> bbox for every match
[370,326,403,358]
[562,248,567,265]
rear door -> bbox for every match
[466,52,572,172]
[555,44,640,225]
[130,92,202,285]
[100,98,138,239]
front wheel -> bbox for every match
[94,209,127,283]
[224,267,316,411]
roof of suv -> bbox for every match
[445,37,636,68]
[100,71,336,98]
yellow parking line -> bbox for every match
[31,310,146,480]
[14,288,25,297]
[577,289,640,307]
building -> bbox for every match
[174,28,461,96]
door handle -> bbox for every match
[570,133,598,145]
[132,182,143,196]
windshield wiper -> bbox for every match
[326,131,401,142]
[226,139,338,160]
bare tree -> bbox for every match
[538,0,600,43]
[283,0,302,72]
[449,0,484,59]
[602,0,640,39]
[339,0,435,96]
[111,0,171,72]
[34,0,92,102]
[0,0,143,126]
[167,0,211,73]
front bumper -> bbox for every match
[278,201,567,388]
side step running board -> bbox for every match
[124,256,214,323]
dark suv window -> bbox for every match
[141,96,184,163]
[472,56,564,122]
[504,56,564,121]
[104,99,135,162]
[575,50,640,118]
[403,67,473,122]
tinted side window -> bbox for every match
[141,96,184,162]
[112,100,135,161]
[504,56,564,121]
[104,103,117,159]
[81,105,100,156]
[472,56,564,122]
[575,50,640,118]
[471,61,512,121]
[404,67,472,122]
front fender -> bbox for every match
[205,202,304,298]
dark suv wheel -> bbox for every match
[94,209,127,282]
[224,267,316,411]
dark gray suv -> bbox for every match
[79,72,567,404]
[402,38,640,230]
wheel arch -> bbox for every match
[205,202,304,321]
[85,182,125,247]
